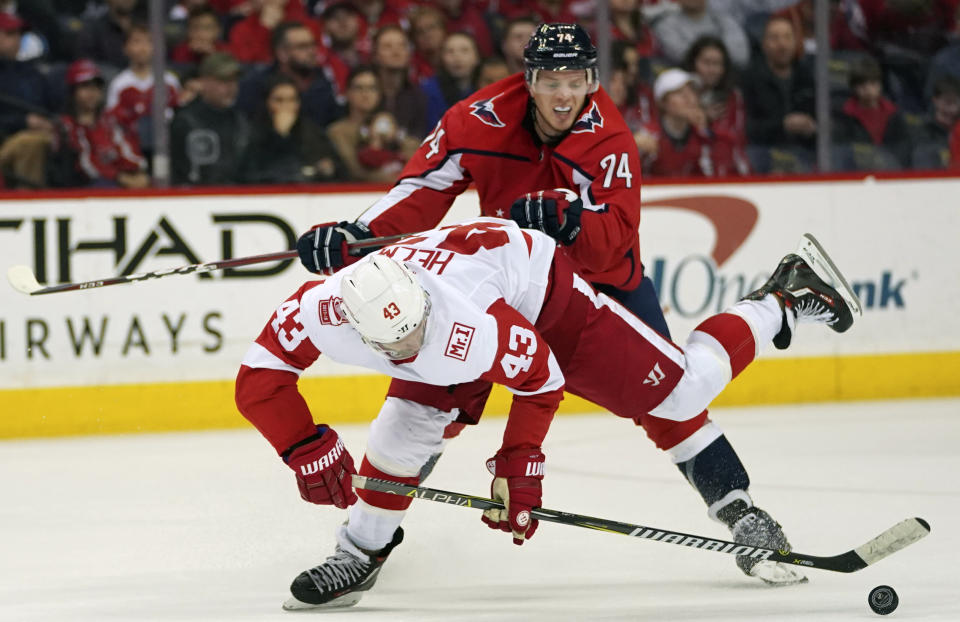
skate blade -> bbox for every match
[749,561,809,586]
[796,233,863,317]
[282,592,363,611]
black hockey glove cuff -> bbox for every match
[296,221,375,275]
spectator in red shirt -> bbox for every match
[833,55,912,169]
[949,119,960,168]
[228,0,318,64]
[55,60,149,189]
[408,4,447,82]
[502,0,577,23]
[500,16,537,76]
[352,0,408,31]
[610,0,660,58]
[637,68,735,177]
[170,7,229,68]
[683,35,750,175]
[107,24,181,135]
[437,0,494,57]
[320,1,367,68]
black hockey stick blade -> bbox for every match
[352,476,930,573]
[6,232,415,296]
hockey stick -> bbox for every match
[6,232,412,296]
[352,475,930,574]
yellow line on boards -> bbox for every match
[2,352,958,440]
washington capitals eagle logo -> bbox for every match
[571,101,604,134]
[469,93,506,128]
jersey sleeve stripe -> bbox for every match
[241,342,305,375]
[360,154,468,225]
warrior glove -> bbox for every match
[481,447,545,545]
[283,426,358,508]
[296,221,375,275]
[509,188,583,246]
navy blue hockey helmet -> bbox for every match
[523,23,599,91]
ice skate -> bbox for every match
[282,525,404,610]
[717,499,808,586]
[745,233,862,350]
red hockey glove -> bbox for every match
[481,447,545,545]
[283,426,358,508]
[295,221,375,275]
[509,188,583,246]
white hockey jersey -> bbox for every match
[238,218,567,454]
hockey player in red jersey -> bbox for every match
[292,23,820,590]
[237,218,862,609]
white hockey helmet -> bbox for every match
[340,254,430,359]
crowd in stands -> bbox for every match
[1,0,960,190]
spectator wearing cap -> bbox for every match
[635,68,735,177]
[239,73,347,184]
[833,55,911,169]
[228,0,319,65]
[741,15,816,167]
[0,12,57,188]
[76,0,147,70]
[237,21,342,128]
[321,1,367,69]
[106,24,181,138]
[51,59,149,189]
[170,52,250,185]
[371,24,428,139]
[652,0,751,69]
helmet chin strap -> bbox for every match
[529,97,591,147]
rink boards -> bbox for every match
[1,176,957,438]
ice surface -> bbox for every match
[2,398,958,621]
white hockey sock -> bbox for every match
[725,295,786,354]
[345,498,406,552]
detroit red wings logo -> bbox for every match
[571,100,604,134]
[468,93,506,128]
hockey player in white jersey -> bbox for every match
[235,218,860,609]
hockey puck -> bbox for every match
[868,585,898,615]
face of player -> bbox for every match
[528,69,591,139]
[369,319,428,360]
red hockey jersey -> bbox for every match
[357,73,645,290]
